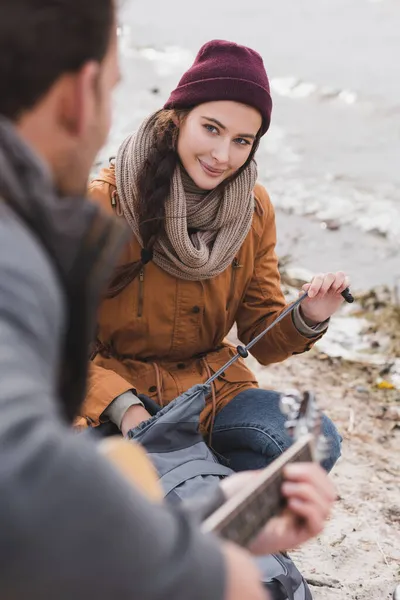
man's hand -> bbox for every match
[222,542,269,600]
[120,404,152,437]
[220,463,336,556]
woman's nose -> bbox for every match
[211,139,230,164]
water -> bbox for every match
[99,0,400,288]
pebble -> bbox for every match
[356,385,369,394]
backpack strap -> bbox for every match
[159,460,233,497]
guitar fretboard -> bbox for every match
[202,435,314,547]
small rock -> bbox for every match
[379,363,395,377]
[385,506,400,525]
[356,385,369,394]
[321,219,341,231]
[382,405,400,422]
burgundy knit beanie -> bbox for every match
[164,40,272,136]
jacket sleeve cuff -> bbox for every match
[83,365,136,427]
[292,305,329,339]
[102,390,144,429]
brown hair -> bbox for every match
[106,108,261,298]
[0,0,114,121]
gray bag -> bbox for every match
[129,384,313,600]
[255,554,312,600]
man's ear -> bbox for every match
[58,61,101,136]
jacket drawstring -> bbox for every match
[201,357,217,447]
[152,361,164,407]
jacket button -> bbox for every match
[192,306,201,314]
[148,386,157,393]
[177,363,186,369]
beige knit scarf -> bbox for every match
[115,111,257,280]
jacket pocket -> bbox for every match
[123,358,161,400]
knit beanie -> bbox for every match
[164,39,272,136]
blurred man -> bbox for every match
[0,2,335,599]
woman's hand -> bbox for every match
[220,463,337,556]
[300,271,350,325]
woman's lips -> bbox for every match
[198,159,225,178]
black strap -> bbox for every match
[141,247,153,265]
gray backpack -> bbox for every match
[129,384,313,600]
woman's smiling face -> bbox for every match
[176,100,262,190]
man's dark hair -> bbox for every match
[0,0,115,120]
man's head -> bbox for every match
[0,0,120,195]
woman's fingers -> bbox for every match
[319,272,337,296]
[306,274,324,298]
[303,272,350,298]
[338,275,351,293]
[330,271,346,293]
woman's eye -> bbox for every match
[204,124,218,134]
[235,137,251,146]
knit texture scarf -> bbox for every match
[115,111,257,280]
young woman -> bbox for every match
[81,40,347,472]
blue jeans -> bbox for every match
[211,389,341,473]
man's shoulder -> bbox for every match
[0,202,54,275]
[0,201,64,329]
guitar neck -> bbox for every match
[202,434,314,547]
